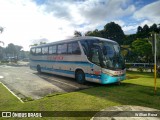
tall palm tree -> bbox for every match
[0,26,4,33]
[0,41,4,46]
[0,26,4,46]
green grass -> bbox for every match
[0,71,160,120]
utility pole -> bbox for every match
[154,34,157,94]
[154,33,157,95]
[150,33,157,95]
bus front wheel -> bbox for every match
[37,65,41,73]
[75,70,85,84]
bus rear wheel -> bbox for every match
[37,65,41,73]
[75,70,85,84]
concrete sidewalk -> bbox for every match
[91,105,160,120]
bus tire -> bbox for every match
[75,70,85,84]
[37,65,41,73]
[117,81,121,85]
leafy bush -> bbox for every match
[1,60,9,63]
[125,64,132,70]
[137,67,145,72]
[157,68,160,78]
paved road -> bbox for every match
[0,65,93,100]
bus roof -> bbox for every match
[31,36,118,48]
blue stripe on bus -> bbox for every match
[30,65,100,79]
[85,73,101,79]
[41,66,125,84]
[41,67,74,75]
[30,59,92,66]
[30,65,125,84]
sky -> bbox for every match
[0,0,160,51]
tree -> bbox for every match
[143,24,149,33]
[0,46,4,60]
[120,45,131,62]
[132,38,152,64]
[6,43,16,57]
[157,34,160,57]
[85,29,102,37]
[137,26,143,34]
[74,31,82,37]
[142,24,150,38]
[0,26,4,46]
[0,26,4,33]
[15,45,23,59]
[150,24,159,33]
[103,22,125,44]
[123,34,137,45]
[5,43,23,59]
[136,24,151,39]
[30,38,48,47]
[154,34,160,67]
[0,41,4,46]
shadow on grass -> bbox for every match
[34,72,102,87]
[80,83,160,110]
[127,71,154,78]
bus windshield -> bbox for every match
[100,41,125,70]
[80,39,125,70]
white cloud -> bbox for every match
[133,0,160,23]
[2,0,159,51]
[122,25,138,34]
[113,20,125,27]
[0,0,75,51]
[43,0,135,24]
[0,0,137,51]
[123,1,160,35]
[139,19,153,27]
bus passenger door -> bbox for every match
[89,47,101,83]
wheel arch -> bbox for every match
[75,68,85,78]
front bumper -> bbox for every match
[101,73,126,84]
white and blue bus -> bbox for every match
[29,37,126,84]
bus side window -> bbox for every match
[36,48,42,55]
[49,46,53,54]
[72,42,81,54]
[58,44,67,54]
[67,42,81,54]
[30,48,36,55]
[91,48,100,65]
[68,43,72,54]
[42,47,48,55]
[80,41,89,56]
[49,45,57,54]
